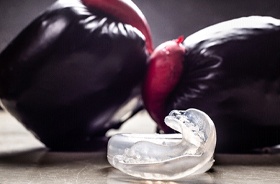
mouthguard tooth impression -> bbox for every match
[107,108,217,180]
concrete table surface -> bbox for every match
[1,112,280,184]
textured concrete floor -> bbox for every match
[1,112,280,184]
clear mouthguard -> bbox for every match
[107,108,217,180]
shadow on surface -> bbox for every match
[0,147,108,166]
[215,154,280,166]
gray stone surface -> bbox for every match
[1,112,280,184]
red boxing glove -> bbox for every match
[143,16,280,153]
[0,0,153,151]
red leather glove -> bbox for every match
[143,16,280,153]
[0,0,153,151]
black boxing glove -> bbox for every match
[0,0,153,151]
[143,16,280,153]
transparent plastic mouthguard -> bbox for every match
[107,108,217,180]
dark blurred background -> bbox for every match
[1,0,280,52]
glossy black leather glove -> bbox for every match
[0,0,153,151]
[143,16,280,153]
